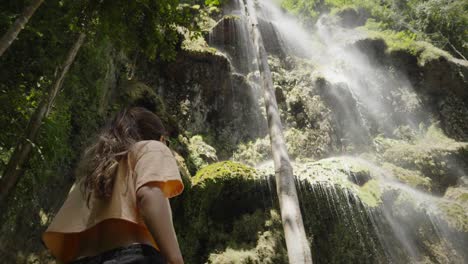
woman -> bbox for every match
[42,107,184,264]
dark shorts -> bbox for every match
[69,243,166,264]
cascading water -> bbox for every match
[212,0,313,261]
[207,0,467,263]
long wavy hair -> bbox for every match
[77,107,167,200]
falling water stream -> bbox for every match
[208,0,467,262]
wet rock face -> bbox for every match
[397,53,468,140]
[317,79,371,149]
[351,38,468,141]
[268,56,340,159]
[335,7,369,28]
[258,17,286,59]
[207,16,255,74]
[418,57,468,100]
[129,3,468,262]
[437,94,468,140]
[374,127,468,195]
[351,38,388,62]
[137,50,265,159]
[351,38,468,100]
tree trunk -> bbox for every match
[0,33,86,210]
[245,1,313,263]
[0,0,45,57]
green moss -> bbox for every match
[295,157,372,185]
[381,162,432,191]
[178,3,219,54]
[223,14,241,20]
[285,127,332,160]
[121,80,157,103]
[187,135,218,171]
[357,179,382,207]
[207,210,287,264]
[281,0,320,22]
[444,186,468,205]
[172,151,193,189]
[208,248,257,264]
[361,20,453,66]
[267,55,335,159]
[375,124,468,193]
[118,80,169,117]
[192,161,259,185]
[329,5,360,16]
[182,35,219,54]
[173,162,274,263]
[292,158,355,187]
[460,194,468,202]
[437,202,468,232]
[232,136,271,166]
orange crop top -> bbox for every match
[42,140,184,263]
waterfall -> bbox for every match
[207,0,467,262]
[213,0,314,262]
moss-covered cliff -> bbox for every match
[0,0,467,263]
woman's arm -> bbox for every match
[137,184,184,264]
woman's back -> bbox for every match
[76,219,153,257]
[43,140,184,263]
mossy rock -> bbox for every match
[259,157,381,208]
[356,179,382,207]
[187,135,218,171]
[441,186,468,231]
[375,126,468,193]
[119,80,164,111]
[291,157,372,187]
[172,151,193,189]
[117,80,178,134]
[207,210,287,264]
[173,161,276,263]
[232,136,272,167]
[285,125,334,160]
[381,162,432,191]
[192,161,259,185]
[359,20,453,66]
[437,201,468,233]
[334,7,369,28]
[444,186,468,211]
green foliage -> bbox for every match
[281,0,321,23]
[362,19,452,65]
[207,210,287,264]
[187,135,218,171]
[81,0,201,61]
[0,0,205,260]
[233,136,271,166]
[280,0,468,59]
[205,0,222,7]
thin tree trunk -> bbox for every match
[0,0,45,57]
[0,33,86,209]
[447,39,467,61]
[245,1,313,263]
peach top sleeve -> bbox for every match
[42,140,184,263]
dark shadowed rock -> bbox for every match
[336,7,369,28]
